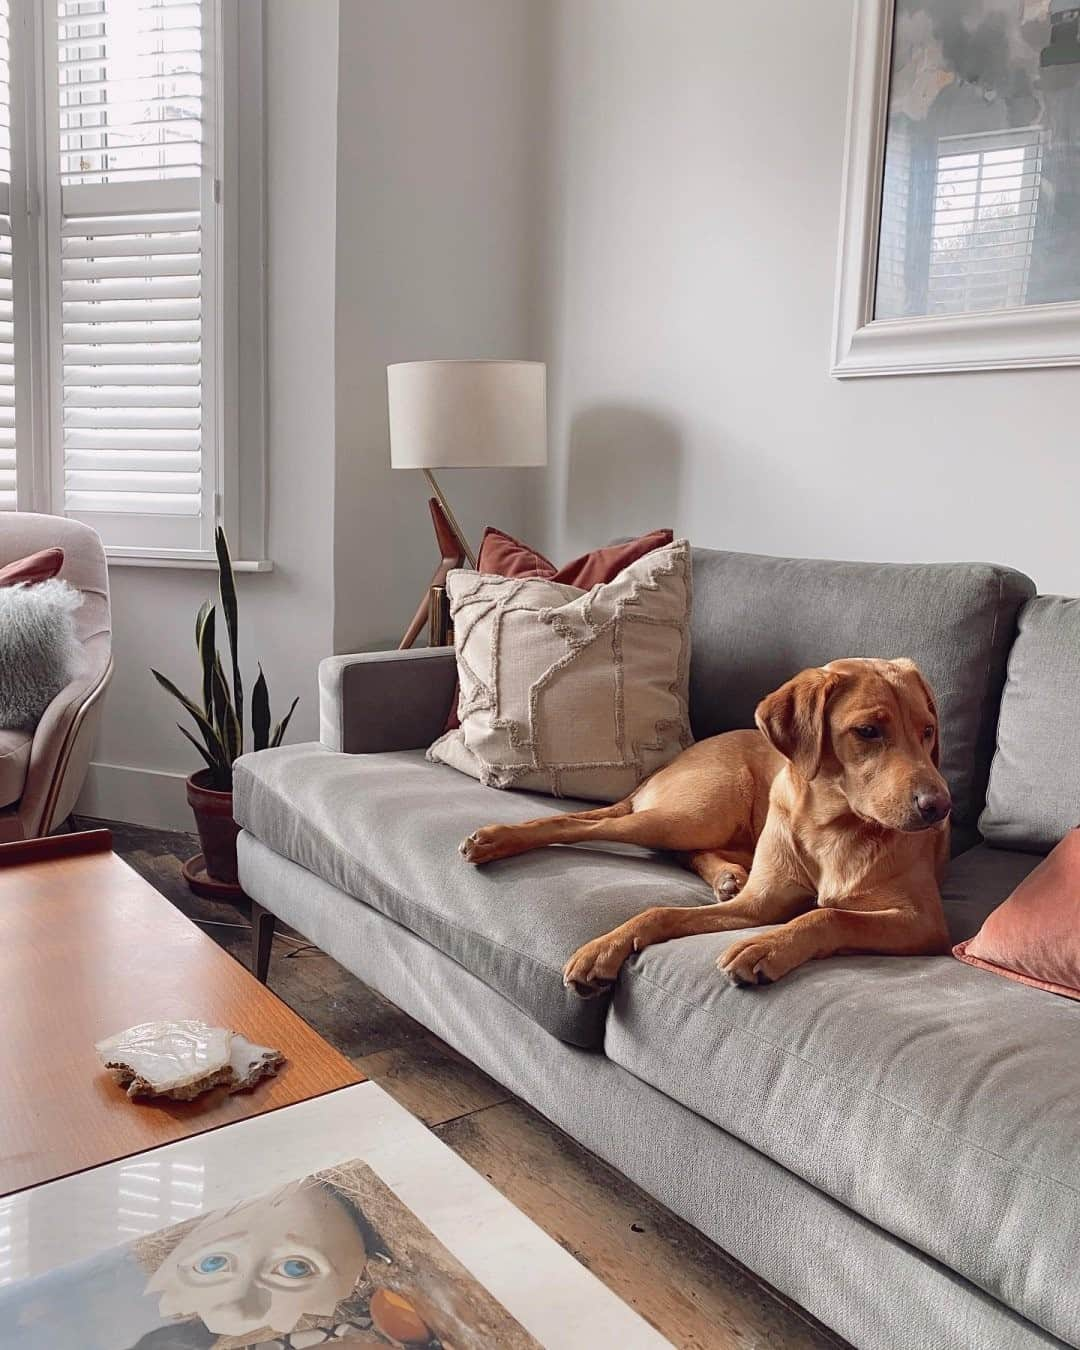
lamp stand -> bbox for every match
[398,496,468,650]
[422,468,477,569]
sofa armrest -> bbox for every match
[319,647,458,754]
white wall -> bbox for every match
[537,0,1080,596]
[332,0,545,654]
[79,1,340,829]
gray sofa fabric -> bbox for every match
[238,833,1070,1350]
[320,646,457,754]
[980,596,1080,854]
[603,847,1079,1346]
[688,550,1035,839]
[940,840,1042,944]
[233,744,715,1047]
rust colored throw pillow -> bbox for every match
[0,547,64,589]
[953,829,1080,1001]
[443,527,674,732]
[476,526,674,587]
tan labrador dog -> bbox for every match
[460,658,953,991]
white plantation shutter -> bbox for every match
[50,0,217,552]
[0,1,17,511]
[928,130,1043,317]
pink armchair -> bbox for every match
[0,514,113,841]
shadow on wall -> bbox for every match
[564,404,684,546]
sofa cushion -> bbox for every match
[604,844,1079,1344]
[980,596,1080,854]
[688,550,1034,841]
[233,743,715,1047]
[0,727,31,807]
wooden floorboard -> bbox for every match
[86,815,848,1350]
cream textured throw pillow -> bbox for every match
[428,539,693,801]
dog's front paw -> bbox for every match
[717,935,796,986]
[563,937,630,998]
[459,826,510,864]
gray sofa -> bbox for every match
[234,547,1080,1350]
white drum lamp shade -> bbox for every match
[388,361,547,469]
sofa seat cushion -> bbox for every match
[233,743,715,1047]
[0,728,31,807]
[604,845,1080,1344]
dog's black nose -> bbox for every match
[915,790,951,824]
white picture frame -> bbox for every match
[831,0,1080,378]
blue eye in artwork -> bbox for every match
[277,1258,315,1279]
[196,1254,230,1274]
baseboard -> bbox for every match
[77,762,192,833]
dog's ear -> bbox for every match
[889,658,941,767]
[755,668,841,781]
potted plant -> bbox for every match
[152,527,298,892]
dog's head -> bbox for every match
[755,658,951,833]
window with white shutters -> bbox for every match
[48,0,217,553]
[0,0,261,554]
[0,0,16,511]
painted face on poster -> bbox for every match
[145,1180,369,1335]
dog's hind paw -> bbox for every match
[713,869,747,901]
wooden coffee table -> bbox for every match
[0,830,361,1196]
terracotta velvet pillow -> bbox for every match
[0,547,64,589]
[443,527,674,731]
[953,829,1080,1001]
[476,526,674,586]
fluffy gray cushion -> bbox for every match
[0,579,84,730]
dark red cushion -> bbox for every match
[443,528,674,731]
[477,526,674,588]
[0,547,64,588]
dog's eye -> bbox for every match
[924,725,935,741]
[853,725,882,741]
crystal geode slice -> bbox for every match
[96,1020,283,1101]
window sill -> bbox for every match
[105,551,274,573]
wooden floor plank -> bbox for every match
[356,1037,511,1127]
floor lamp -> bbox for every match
[388,360,547,648]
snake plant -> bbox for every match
[152,527,298,791]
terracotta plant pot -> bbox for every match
[186,769,240,884]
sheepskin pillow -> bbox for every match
[428,538,693,801]
[0,579,84,730]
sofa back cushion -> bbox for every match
[979,596,1080,853]
[688,549,1035,837]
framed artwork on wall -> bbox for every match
[832,0,1080,376]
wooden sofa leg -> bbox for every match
[251,900,276,984]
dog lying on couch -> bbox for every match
[461,658,953,991]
